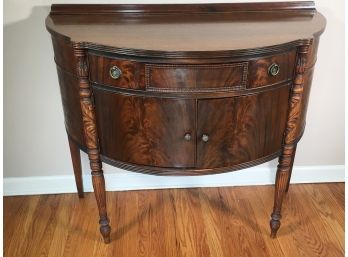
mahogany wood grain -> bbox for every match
[51,36,77,75]
[45,3,325,58]
[196,85,290,168]
[56,66,85,147]
[68,136,84,198]
[4,184,344,257]
[248,50,296,88]
[73,45,110,243]
[270,45,310,237]
[88,54,145,89]
[46,2,326,244]
[93,89,196,168]
[146,62,248,91]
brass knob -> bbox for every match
[109,66,122,79]
[184,133,192,141]
[268,63,280,77]
[202,134,209,142]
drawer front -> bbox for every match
[248,50,297,88]
[93,88,196,168]
[88,51,296,92]
[88,54,145,89]
[145,63,248,91]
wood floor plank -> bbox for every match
[258,184,344,257]
[244,186,286,257]
[4,195,40,257]
[301,184,344,251]
[4,183,344,257]
[170,188,210,257]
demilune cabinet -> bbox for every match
[46,2,326,243]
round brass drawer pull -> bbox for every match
[202,134,209,142]
[184,133,192,141]
[109,66,122,79]
[268,63,280,77]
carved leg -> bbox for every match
[73,45,111,243]
[270,144,295,237]
[68,136,84,198]
[285,144,297,193]
[270,45,309,238]
[91,163,111,243]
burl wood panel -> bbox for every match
[88,54,145,89]
[196,85,290,168]
[56,67,85,147]
[93,89,196,168]
[145,63,248,91]
[248,50,296,88]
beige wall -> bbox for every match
[4,0,344,178]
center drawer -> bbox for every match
[145,63,248,91]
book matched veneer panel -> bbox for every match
[93,89,196,168]
[196,85,290,168]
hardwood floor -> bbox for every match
[4,183,344,257]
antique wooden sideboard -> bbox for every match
[46,2,326,243]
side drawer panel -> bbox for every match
[88,54,145,89]
[248,50,297,88]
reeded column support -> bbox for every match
[270,45,310,238]
[73,43,111,243]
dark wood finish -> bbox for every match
[4,184,344,257]
[51,36,78,75]
[285,144,297,193]
[72,45,110,243]
[88,54,145,89]
[145,63,248,91]
[248,50,297,88]
[93,90,196,168]
[270,45,310,237]
[196,85,290,169]
[45,2,325,58]
[56,66,85,147]
[68,136,84,198]
[49,2,317,15]
[46,2,325,244]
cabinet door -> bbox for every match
[196,86,290,169]
[93,88,195,168]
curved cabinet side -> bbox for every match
[52,37,85,147]
[297,37,320,137]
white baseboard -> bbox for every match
[3,165,345,196]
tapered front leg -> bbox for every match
[92,170,111,243]
[89,149,111,243]
[73,44,111,243]
[68,136,84,198]
[285,144,297,193]
[270,144,296,237]
[270,45,309,238]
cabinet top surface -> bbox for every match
[46,2,325,57]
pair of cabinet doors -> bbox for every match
[93,84,290,170]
